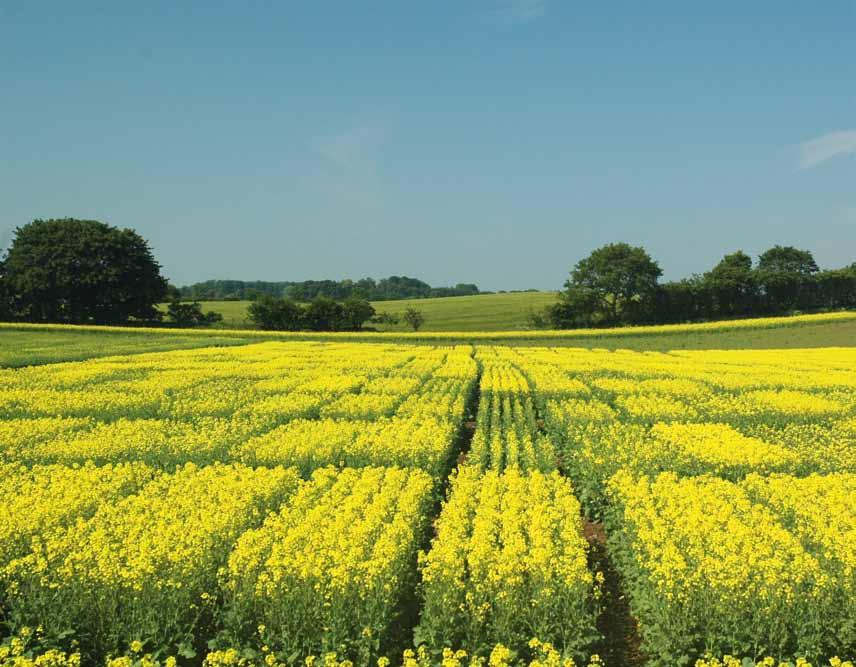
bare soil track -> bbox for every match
[584,519,646,667]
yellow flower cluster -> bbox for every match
[741,420,856,473]
[0,342,478,473]
[511,345,856,663]
[0,342,484,662]
[318,392,401,420]
[543,398,616,429]
[0,341,419,423]
[16,417,263,467]
[396,642,602,667]
[531,346,856,510]
[605,470,852,662]
[468,392,555,473]
[695,658,853,667]
[234,392,327,422]
[0,416,93,458]
[0,627,81,667]
[647,422,800,476]
[222,466,434,664]
[235,416,458,478]
[0,461,156,570]
[102,638,179,667]
[197,642,604,667]
[2,463,300,660]
[467,352,555,472]
[3,335,854,665]
[396,377,475,422]
[477,355,532,394]
[742,389,848,418]
[613,392,700,422]
[418,468,597,658]
[741,473,856,642]
[0,387,162,420]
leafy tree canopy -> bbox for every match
[566,242,663,324]
[708,250,753,278]
[180,276,480,301]
[341,297,375,331]
[757,245,819,275]
[403,308,425,331]
[2,218,167,324]
[166,299,223,328]
[704,250,758,316]
[246,295,303,331]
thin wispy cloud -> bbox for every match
[484,0,547,26]
[315,124,383,174]
[310,122,386,205]
[797,130,856,169]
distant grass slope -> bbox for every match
[163,292,560,331]
[178,300,251,328]
[4,312,855,364]
[371,292,559,331]
[551,317,856,350]
[0,329,253,368]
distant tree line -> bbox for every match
[179,276,480,302]
[0,219,431,331]
[246,295,427,332]
[0,218,221,327]
[246,295,375,331]
[164,299,223,328]
[2,219,854,332]
[537,242,856,329]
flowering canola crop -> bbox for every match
[417,467,597,659]
[222,466,434,664]
[1,339,854,666]
[2,462,301,661]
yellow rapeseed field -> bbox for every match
[0,340,854,666]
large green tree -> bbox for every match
[340,297,375,331]
[563,242,662,325]
[705,250,758,316]
[402,307,425,331]
[2,218,168,324]
[246,295,303,331]
[302,296,345,331]
[756,245,819,312]
[814,266,856,309]
[757,245,819,275]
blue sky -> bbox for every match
[2,1,855,290]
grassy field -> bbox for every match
[2,312,855,367]
[370,292,559,331]
[549,317,856,350]
[0,329,253,368]
[174,299,252,328]
[161,291,560,331]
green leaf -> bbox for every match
[177,642,196,659]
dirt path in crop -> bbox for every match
[583,519,646,667]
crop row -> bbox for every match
[1,346,477,418]
[0,342,604,665]
[501,346,856,663]
[466,351,556,473]
[417,467,597,657]
[606,471,856,663]
[0,460,601,666]
[0,343,477,473]
[0,463,430,663]
[2,343,854,665]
